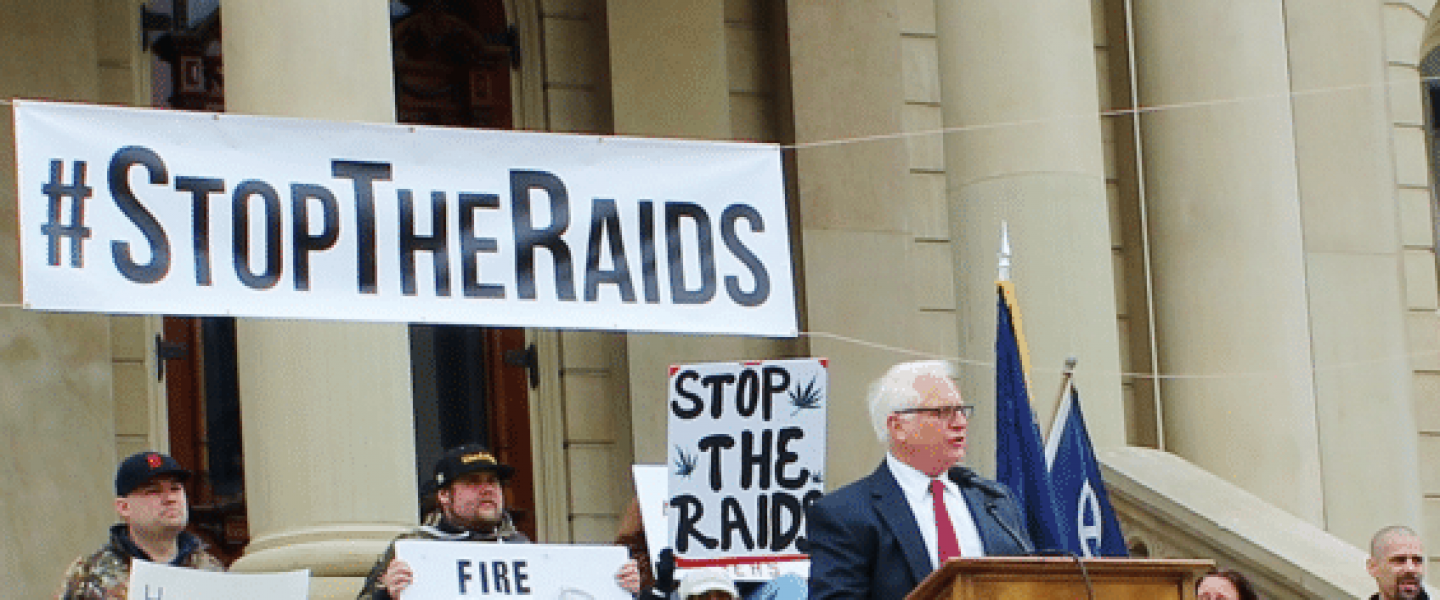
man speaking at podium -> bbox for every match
[805,360,1033,600]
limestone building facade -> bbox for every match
[3,1,1438,597]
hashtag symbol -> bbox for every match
[40,159,93,268]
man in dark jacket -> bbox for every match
[358,444,640,598]
[805,360,1033,600]
[59,451,223,599]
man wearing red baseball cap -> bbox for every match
[58,451,223,599]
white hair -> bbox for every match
[866,360,960,444]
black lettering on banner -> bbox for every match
[175,176,224,286]
[638,200,661,303]
[290,183,339,291]
[109,146,172,284]
[671,494,717,552]
[762,366,790,421]
[459,192,504,299]
[141,584,163,600]
[671,370,704,419]
[739,429,772,490]
[231,180,283,289]
[719,496,753,551]
[583,198,636,302]
[720,204,770,306]
[332,160,391,294]
[41,159,93,269]
[774,427,810,489]
[457,559,474,594]
[701,373,737,419]
[399,190,451,296]
[768,492,805,551]
[665,202,716,304]
[510,170,575,301]
[698,433,735,492]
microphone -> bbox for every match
[950,468,1008,499]
[950,470,1095,600]
[951,468,1034,554]
[985,502,1036,555]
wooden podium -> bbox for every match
[905,557,1215,600]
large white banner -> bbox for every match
[127,561,309,600]
[13,100,795,336]
[666,358,827,565]
[394,540,631,599]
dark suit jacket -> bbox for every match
[805,461,1032,600]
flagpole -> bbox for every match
[1047,356,1077,433]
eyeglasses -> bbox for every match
[894,404,974,420]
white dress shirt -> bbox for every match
[886,454,986,564]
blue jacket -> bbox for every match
[805,462,1032,600]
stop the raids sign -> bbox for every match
[666,358,827,564]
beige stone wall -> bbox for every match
[1099,0,1439,556]
[898,0,961,361]
[787,0,921,488]
[531,0,634,544]
[110,315,167,458]
[1095,0,1161,450]
[97,0,168,460]
[540,0,612,134]
[534,0,802,544]
[0,2,150,596]
[1400,0,1440,560]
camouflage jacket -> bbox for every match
[357,514,530,600]
[58,524,223,600]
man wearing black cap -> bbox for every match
[359,444,641,598]
[58,450,223,599]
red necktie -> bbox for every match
[931,478,961,564]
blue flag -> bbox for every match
[994,282,1069,553]
[1045,382,1129,557]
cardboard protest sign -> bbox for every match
[666,358,827,566]
[632,464,669,575]
[395,540,631,599]
[127,561,308,599]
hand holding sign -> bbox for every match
[394,540,632,599]
[126,561,308,600]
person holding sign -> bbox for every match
[804,361,1033,600]
[58,451,223,599]
[357,444,642,598]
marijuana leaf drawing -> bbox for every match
[674,445,698,478]
[789,376,824,416]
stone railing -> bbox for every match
[1098,447,1375,599]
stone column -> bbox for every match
[0,2,122,596]
[935,0,1126,473]
[608,0,794,464]
[220,2,418,598]
[1129,1,1324,523]
[785,0,920,487]
[1283,2,1421,541]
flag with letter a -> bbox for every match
[1044,380,1128,557]
[994,280,1068,553]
